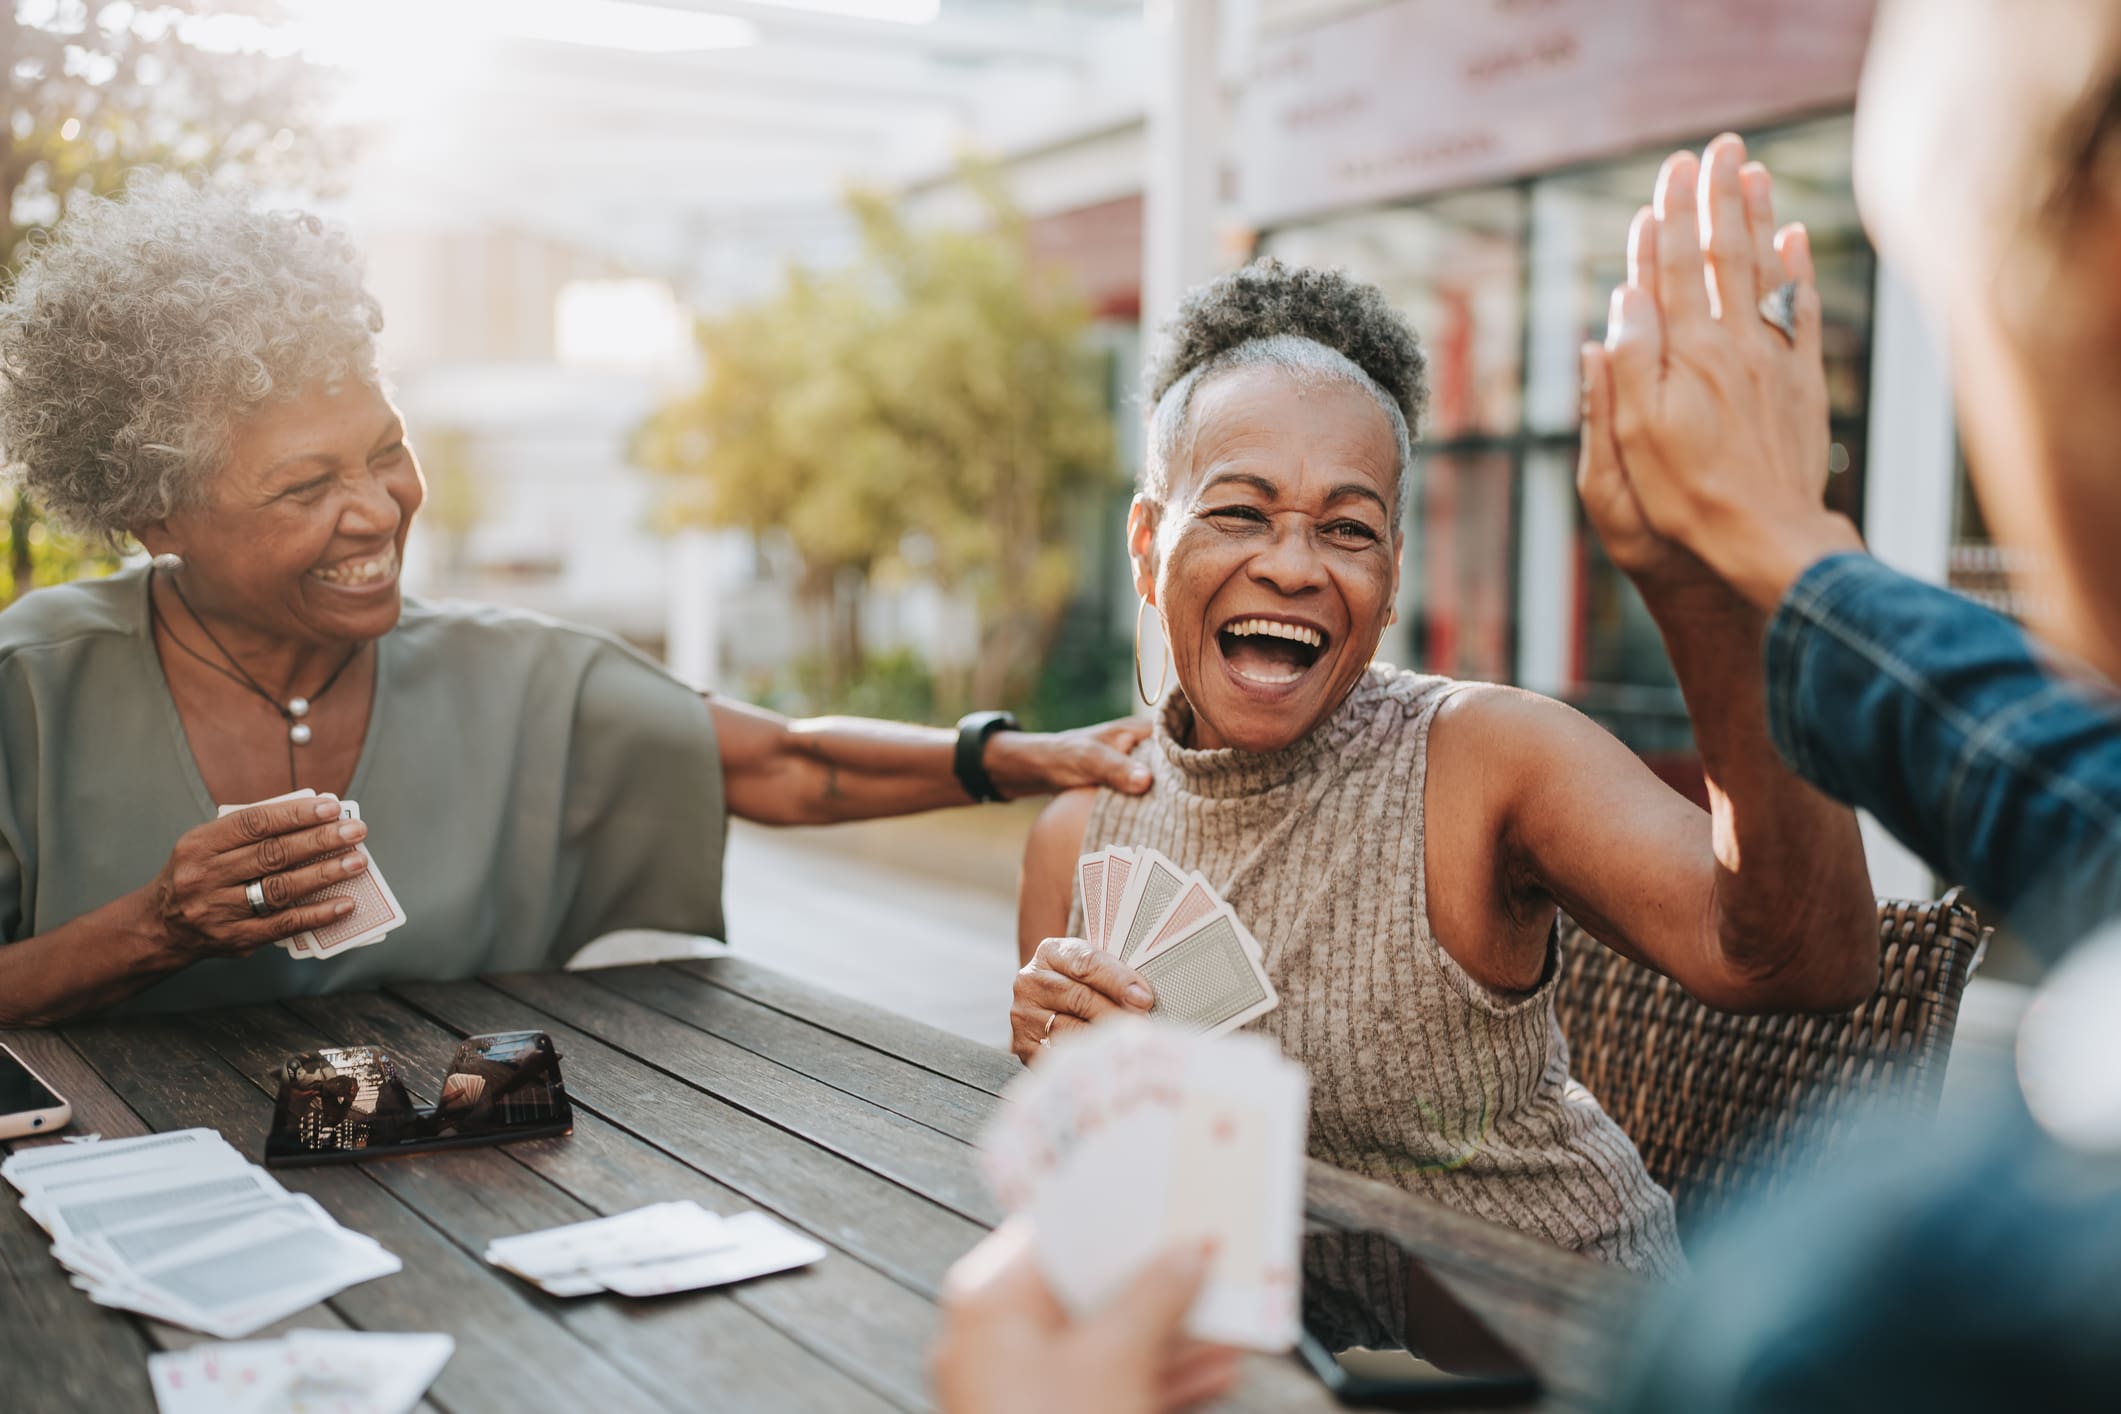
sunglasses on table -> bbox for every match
[264,1030,573,1168]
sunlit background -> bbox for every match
[1,0,2037,1052]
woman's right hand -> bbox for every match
[141,793,370,960]
[1010,936,1156,1065]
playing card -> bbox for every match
[1130,874,1225,964]
[30,1165,287,1245]
[147,1337,306,1414]
[1109,849,1189,964]
[302,845,405,956]
[61,1193,329,1287]
[486,1201,733,1287]
[589,1212,826,1297]
[1078,854,1108,950]
[1097,848,1136,953]
[215,794,403,959]
[1135,912,1279,1036]
[109,1206,400,1339]
[148,1329,452,1414]
[979,1017,1308,1351]
[4,1128,243,1197]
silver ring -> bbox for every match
[1043,1011,1059,1039]
[244,879,273,917]
[1758,280,1799,345]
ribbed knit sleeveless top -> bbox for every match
[1072,666,1686,1277]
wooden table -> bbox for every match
[1,960,1637,1413]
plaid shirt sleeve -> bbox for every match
[1763,553,2121,960]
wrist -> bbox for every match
[1704,508,1864,617]
[955,711,1022,802]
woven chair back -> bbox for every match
[1554,891,1989,1237]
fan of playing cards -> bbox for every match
[1079,846,1278,1035]
[981,1016,1310,1351]
[223,789,406,959]
[3,1129,401,1338]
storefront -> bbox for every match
[1238,0,1891,798]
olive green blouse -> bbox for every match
[0,566,727,1013]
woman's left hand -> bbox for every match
[1011,936,1155,1065]
[985,719,1154,799]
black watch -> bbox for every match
[953,710,1020,804]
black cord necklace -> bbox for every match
[150,566,366,791]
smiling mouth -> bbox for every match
[1216,616,1329,686]
[310,546,399,589]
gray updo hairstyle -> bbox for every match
[1142,258,1429,521]
[0,174,385,542]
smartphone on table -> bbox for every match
[0,1042,73,1141]
[1294,1226,1543,1408]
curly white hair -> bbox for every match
[0,174,384,541]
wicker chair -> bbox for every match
[1553,891,1990,1237]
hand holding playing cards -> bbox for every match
[1010,936,1155,1065]
[932,1220,1242,1414]
[139,794,369,959]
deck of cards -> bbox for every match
[3,1129,400,1338]
[220,789,406,958]
[485,1200,827,1298]
[981,1016,1310,1351]
[1079,846,1279,1035]
[148,1329,452,1414]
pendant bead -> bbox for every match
[287,696,310,719]
[289,722,314,746]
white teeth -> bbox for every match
[311,549,397,585]
[1230,662,1305,686]
[1224,618,1323,648]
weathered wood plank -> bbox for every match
[391,980,988,1298]
[587,963,999,1142]
[671,956,1020,1095]
[481,970,1001,1224]
[1,1030,161,1414]
[179,1001,900,1414]
[60,1012,680,1414]
[1302,1161,1639,1405]
[284,989,948,1412]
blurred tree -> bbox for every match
[640,162,1117,711]
[1,0,351,601]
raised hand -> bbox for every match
[1593,134,1864,613]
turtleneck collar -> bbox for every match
[1151,666,1390,800]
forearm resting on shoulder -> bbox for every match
[712,698,967,826]
[0,893,185,1026]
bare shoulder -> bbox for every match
[1023,787,1097,882]
[1429,680,1607,758]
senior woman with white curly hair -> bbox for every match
[0,177,1150,1025]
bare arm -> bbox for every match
[711,699,1151,827]
[0,796,376,1026]
[1017,789,1094,963]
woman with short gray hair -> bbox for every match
[0,176,1150,1024]
[1005,259,1882,1277]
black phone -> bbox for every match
[263,1030,571,1167]
[1293,1227,1542,1408]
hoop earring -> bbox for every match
[1134,596,1173,705]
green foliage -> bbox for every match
[0,484,121,600]
[2,1,350,600]
[749,648,941,727]
[640,160,1119,713]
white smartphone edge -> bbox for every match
[0,1042,74,1141]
